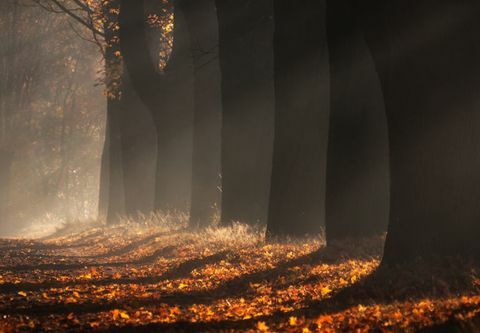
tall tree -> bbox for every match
[98,0,158,222]
[119,0,195,213]
[359,0,480,264]
[325,0,389,242]
[180,0,222,227]
[36,0,158,223]
[215,0,275,226]
[266,0,329,238]
[102,1,127,223]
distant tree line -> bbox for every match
[0,0,104,235]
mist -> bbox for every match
[1,0,479,332]
[0,1,105,237]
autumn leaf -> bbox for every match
[112,309,130,320]
[320,286,332,297]
[257,321,269,332]
[17,291,27,297]
[289,316,298,326]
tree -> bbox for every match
[325,0,389,243]
[180,0,222,227]
[36,0,159,223]
[215,0,275,226]
[358,0,480,264]
[119,0,196,214]
[266,0,329,238]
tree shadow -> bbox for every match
[108,264,480,333]
[0,245,176,273]
[0,228,181,254]
[0,250,231,295]
[87,230,184,259]
[0,245,373,319]
[4,237,477,332]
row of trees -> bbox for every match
[36,0,480,265]
[118,2,391,246]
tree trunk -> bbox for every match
[180,0,222,227]
[154,7,194,212]
[119,0,195,213]
[266,0,329,238]
[98,117,110,219]
[359,0,480,264]
[0,148,14,233]
[104,96,126,224]
[119,74,157,217]
[215,0,275,226]
[325,0,389,243]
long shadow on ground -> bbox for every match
[0,250,233,316]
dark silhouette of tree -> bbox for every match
[119,0,196,215]
[358,0,480,264]
[266,0,329,238]
[100,1,157,223]
[215,0,275,226]
[325,0,389,243]
[180,0,222,227]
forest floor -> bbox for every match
[0,214,479,332]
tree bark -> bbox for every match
[98,117,110,219]
[266,0,329,238]
[104,95,126,224]
[180,0,222,227]
[215,0,275,226]
[119,0,195,213]
[154,6,194,212]
[359,0,480,264]
[325,0,389,242]
[118,74,157,217]
[0,148,14,232]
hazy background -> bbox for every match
[0,1,106,237]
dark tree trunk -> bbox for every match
[266,0,329,238]
[180,0,222,227]
[154,7,194,212]
[102,0,158,224]
[215,0,275,226]
[0,148,14,231]
[359,0,480,264]
[119,0,194,213]
[104,96,126,224]
[325,0,389,242]
[119,75,157,217]
[98,118,110,219]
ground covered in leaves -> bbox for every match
[0,214,479,332]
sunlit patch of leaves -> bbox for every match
[0,213,478,332]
